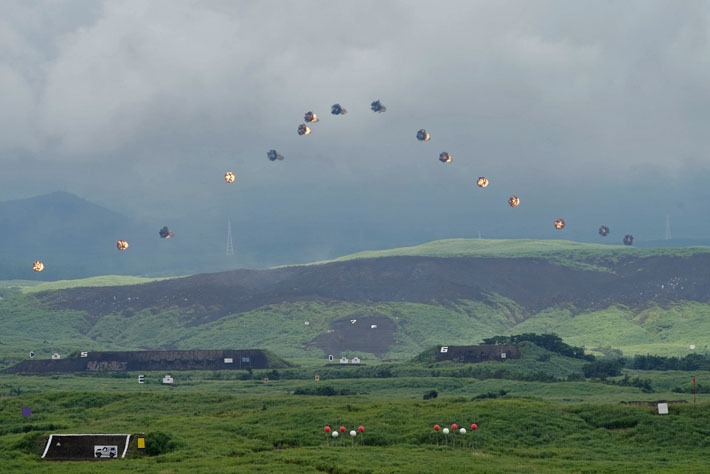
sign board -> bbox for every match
[51,353,61,360]
[314,375,320,381]
[328,355,334,361]
[22,407,31,417]
[351,319,357,324]
[138,375,144,384]
[352,357,361,364]
[80,352,88,358]
[224,358,233,363]
[137,438,145,449]
[162,375,173,384]
[264,377,269,384]
[340,357,348,364]
[690,345,696,350]
[658,403,669,415]
[501,352,507,359]
[29,351,35,359]
[370,324,377,329]
[305,321,310,326]
[440,346,449,353]
[94,445,118,458]
[241,356,250,363]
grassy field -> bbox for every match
[0,373,708,473]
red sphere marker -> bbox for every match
[340,426,346,433]
[451,424,458,430]
[434,424,440,431]
[324,426,331,433]
[358,425,365,433]
[471,423,478,430]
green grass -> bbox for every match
[21,275,174,294]
[310,238,710,270]
[2,294,709,372]
[0,385,708,473]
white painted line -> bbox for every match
[41,434,53,458]
[121,435,131,458]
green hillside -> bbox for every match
[315,238,710,269]
[1,295,707,371]
[1,238,709,368]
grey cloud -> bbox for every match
[0,0,708,232]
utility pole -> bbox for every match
[226,218,235,256]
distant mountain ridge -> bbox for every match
[0,191,236,280]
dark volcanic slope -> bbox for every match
[37,255,710,324]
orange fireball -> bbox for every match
[224,171,235,183]
[476,177,489,188]
[297,124,311,136]
[32,260,44,272]
[117,240,129,251]
[554,219,565,230]
[416,129,430,141]
[508,195,520,207]
[599,225,610,237]
[304,111,318,123]
[439,152,452,163]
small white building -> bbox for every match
[340,357,349,364]
[352,357,361,364]
[162,375,174,384]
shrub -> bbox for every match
[145,431,175,456]
[423,390,438,400]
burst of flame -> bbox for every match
[623,234,634,246]
[554,219,565,230]
[508,195,520,207]
[304,111,318,123]
[599,225,610,236]
[416,129,431,141]
[439,152,452,163]
[331,104,347,115]
[117,240,130,251]
[267,149,284,161]
[224,171,236,183]
[32,260,44,272]
[476,177,489,188]
[159,226,174,239]
[298,124,311,135]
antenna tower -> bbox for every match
[665,214,672,240]
[226,218,235,256]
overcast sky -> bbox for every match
[1,0,709,261]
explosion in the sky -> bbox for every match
[304,111,318,123]
[623,234,634,246]
[508,196,520,207]
[370,100,386,113]
[476,177,489,188]
[116,240,130,251]
[159,226,174,239]
[32,260,44,272]
[331,104,347,115]
[297,124,311,135]
[267,149,284,161]
[599,226,610,237]
[224,171,236,183]
[554,219,565,230]
[416,129,431,141]
[439,152,452,163]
